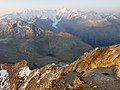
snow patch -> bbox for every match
[45,70,51,74]
[0,70,9,89]
[57,62,69,67]
[52,63,56,66]
[52,16,63,28]
[1,64,3,70]
[19,66,31,78]
[49,76,54,80]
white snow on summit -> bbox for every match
[0,8,82,28]
[0,8,119,28]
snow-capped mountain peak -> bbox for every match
[0,8,81,20]
[59,8,69,13]
[0,8,80,23]
[0,8,119,29]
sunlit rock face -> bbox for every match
[0,44,120,90]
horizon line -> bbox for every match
[0,7,120,16]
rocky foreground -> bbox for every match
[0,44,120,90]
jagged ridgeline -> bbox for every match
[0,8,120,47]
[0,44,120,90]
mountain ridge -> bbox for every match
[0,44,120,90]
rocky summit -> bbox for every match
[0,44,120,90]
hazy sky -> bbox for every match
[0,0,120,15]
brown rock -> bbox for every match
[74,77,83,88]
[1,44,120,90]
[70,44,120,77]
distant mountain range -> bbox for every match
[0,8,120,47]
[0,8,120,65]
